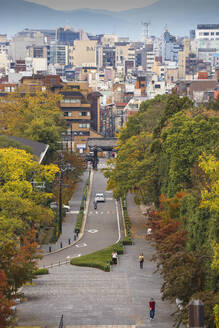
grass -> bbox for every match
[70,242,124,271]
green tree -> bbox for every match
[0,91,65,151]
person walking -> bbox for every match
[149,298,156,320]
[139,252,144,269]
[112,250,118,264]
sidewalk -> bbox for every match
[40,170,89,254]
[111,193,177,327]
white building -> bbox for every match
[146,74,167,99]
[195,24,219,40]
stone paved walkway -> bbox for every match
[16,191,177,327]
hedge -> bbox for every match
[35,268,49,275]
[121,197,132,245]
[70,242,124,271]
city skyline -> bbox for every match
[26,0,159,11]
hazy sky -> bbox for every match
[26,0,159,11]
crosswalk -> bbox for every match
[89,210,113,215]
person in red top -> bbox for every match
[149,298,156,320]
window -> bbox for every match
[61,99,80,104]
[155,84,161,89]
[79,123,90,128]
[204,32,209,36]
[63,112,72,117]
[79,112,90,116]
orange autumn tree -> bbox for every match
[0,270,14,328]
[147,192,208,327]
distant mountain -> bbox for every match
[1,0,219,38]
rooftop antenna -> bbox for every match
[142,21,151,46]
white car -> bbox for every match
[95,193,105,202]
[50,202,70,211]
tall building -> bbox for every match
[178,38,191,79]
[70,40,97,67]
[56,27,80,45]
[161,30,181,62]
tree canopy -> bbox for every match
[104,94,219,327]
[0,91,66,151]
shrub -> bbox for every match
[122,236,132,245]
[70,242,124,271]
[35,268,49,275]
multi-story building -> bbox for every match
[178,38,191,79]
[59,82,102,153]
[8,32,45,61]
[102,47,116,68]
[69,40,97,67]
[195,24,219,40]
[161,30,182,63]
[56,27,80,45]
[49,43,68,66]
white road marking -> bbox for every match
[101,211,104,214]
[87,229,98,233]
[106,198,113,200]
[69,210,79,214]
[75,243,87,248]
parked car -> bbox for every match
[49,202,70,211]
[95,193,105,202]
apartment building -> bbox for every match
[69,40,97,67]
[195,24,219,40]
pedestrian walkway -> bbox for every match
[112,194,177,327]
[17,190,177,327]
[40,170,89,254]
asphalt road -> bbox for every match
[39,159,124,267]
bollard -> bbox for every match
[59,261,60,266]
[68,238,71,245]
[60,242,62,248]
[106,260,110,272]
[49,246,52,253]
[189,299,204,328]
[74,233,76,241]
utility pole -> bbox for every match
[58,153,64,235]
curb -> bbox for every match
[41,169,94,257]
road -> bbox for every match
[39,159,124,267]
[16,158,177,327]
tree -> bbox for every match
[0,270,14,328]
[199,154,219,213]
[0,91,65,151]
[0,148,59,234]
[161,112,219,196]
